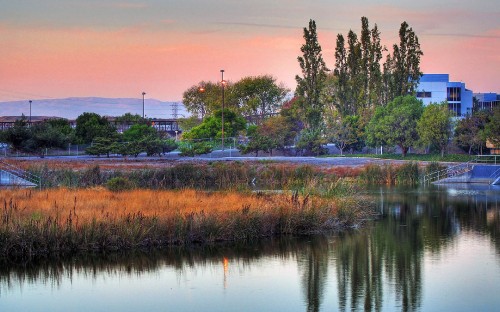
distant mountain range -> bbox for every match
[0,97,188,119]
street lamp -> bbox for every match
[142,92,146,119]
[220,69,226,153]
[29,100,32,123]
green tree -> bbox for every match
[385,22,423,99]
[75,112,116,144]
[326,115,358,155]
[366,95,424,157]
[240,116,296,156]
[86,136,117,157]
[26,121,69,155]
[296,128,327,156]
[0,116,31,151]
[178,141,213,157]
[182,109,246,141]
[115,113,145,124]
[332,34,350,116]
[295,19,328,129]
[484,107,500,148]
[178,116,202,132]
[232,75,289,122]
[417,102,454,157]
[122,124,157,142]
[331,17,383,119]
[0,117,71,156]
[454,112,489,154]
[182,81,238,118]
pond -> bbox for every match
[1,184,499,311]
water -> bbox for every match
[1,184,499,311]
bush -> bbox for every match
[106,177,135,192]
[179,142,213,157]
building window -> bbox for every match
[416,91,432,98]
[447,87,461,101]
[448,102,461,116]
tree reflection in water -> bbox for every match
[297,236,329,312]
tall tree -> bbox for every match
[346,30,363,115]
[332,34,350,116]
[417,102,454,157]
[295,19,328,129]
[386,22,423,99]
[332,17,383,117]
[368,23,384,107]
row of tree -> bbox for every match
[0,113,178,157]
[177,17,498,157]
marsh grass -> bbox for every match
[26,162,323,190]
[360,162,421,186]
[0,188,371,259]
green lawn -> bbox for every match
[323,153,476,162]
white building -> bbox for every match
[416,74,473,116]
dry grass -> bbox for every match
[1,188,275,222]
[0,188,371,258]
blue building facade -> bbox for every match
[416,74,473,116]
[474,93,500,111]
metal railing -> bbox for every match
[0,160,41,188]
[474,155,500,164]
[421,159,476,185]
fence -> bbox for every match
[0,144,90,158]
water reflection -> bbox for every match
[0,185,499,311]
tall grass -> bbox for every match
[26,162,323,190]
[0,188,372,258]
[359,162,421,186]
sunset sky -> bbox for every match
[1,0,498,103]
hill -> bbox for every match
[0,97,188,119]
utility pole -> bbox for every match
[29,100,32,123]
[142,92,146,119]
[221,69,226,153]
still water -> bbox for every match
[1,184,499,311]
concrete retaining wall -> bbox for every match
[436,165,500,184]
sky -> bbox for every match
[0,0,499,103]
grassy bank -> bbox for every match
[20,161,439,189]
[325,153,474,163]
[0,187,371,259]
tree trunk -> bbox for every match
[401,146,408,157]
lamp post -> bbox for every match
[220,69,226,154]
[198,86,206,119]
[29,100,32,123]
[142,92,146,119]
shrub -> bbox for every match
[106,177,135,192]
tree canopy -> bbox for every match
[366,95,424,156]
[417,102,454,157]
